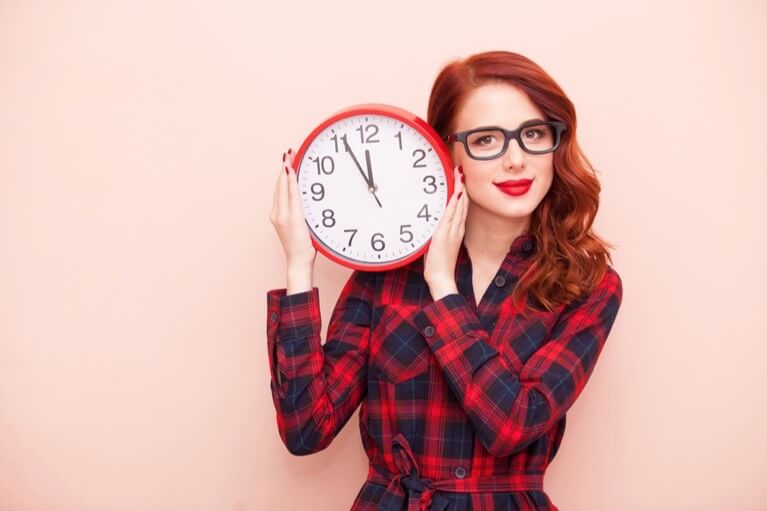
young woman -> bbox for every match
[267,50,623,511]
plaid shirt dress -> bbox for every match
[266,233,623,510]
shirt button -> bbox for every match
[494,275,506,287]
[454,466,467,479]
[270,312,279,323]
[523,240,533,252]
[423,325,435,337]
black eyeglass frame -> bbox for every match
[444,120,568,160]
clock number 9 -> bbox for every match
[310,183,324,201]
[310,156,335,175]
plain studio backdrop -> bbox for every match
[1,1,765,510]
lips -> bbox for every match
[495,179,533,187]
[494,179,533,196]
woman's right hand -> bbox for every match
[269,148,317,269]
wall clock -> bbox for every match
[293,104,454,271]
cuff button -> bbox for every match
[270,312,279,323]
[423,325,435,337]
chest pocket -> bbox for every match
[370,305,430,384]
[496,314,556,375]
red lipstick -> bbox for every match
[495,179,533,196]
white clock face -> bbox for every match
[297,113,449,268]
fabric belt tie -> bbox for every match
[368,433,545,511]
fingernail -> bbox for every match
[282,153,286,162]
[288,148,292,154]
[458,165,464,174]
[285,166,289,175]
[458,191,463,199]
[461,175,465,183]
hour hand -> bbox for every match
[364,149,374,186]
[364,149,383,208]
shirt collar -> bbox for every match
[458,233,536,264]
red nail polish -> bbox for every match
[458,165,464,174]
[285,166,289,175]
[288,148,292,154]
[458,191,463,199]
[461,175,465,183]
[282,153,286,162]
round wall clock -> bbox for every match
[293,104,455,271]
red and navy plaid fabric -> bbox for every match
[266,234,623,510]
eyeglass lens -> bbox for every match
[466,123,556,158]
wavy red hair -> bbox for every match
[427,50,616,313]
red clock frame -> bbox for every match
[293,103,455,272]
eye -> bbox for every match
[473,135,497,145]
[523,128,543,139]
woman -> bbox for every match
[267,50,623,510]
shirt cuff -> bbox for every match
[266,287,322,342]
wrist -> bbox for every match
[286,264,314,295]
[427,278,458,301]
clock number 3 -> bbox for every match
[422,175,437,194]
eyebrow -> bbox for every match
[456,118,548,134]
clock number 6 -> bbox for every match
[371,232,385,252]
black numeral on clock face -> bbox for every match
[422,175,437,194]
[311,183,325,201]
[371,232,385,252]
[417,204,431,222]
[343,228,357,246]
[399,224,413,243]
[412,149,426,168]
[311,156,335,175]
[322,209,336,227]
[356,124,380,144]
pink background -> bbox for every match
[1,1,765,510]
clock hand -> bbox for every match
[364,149,374,186]
[364,149,383,209]
[341,135,371,187]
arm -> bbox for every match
[266,269,376,455]
[413,267,623,457]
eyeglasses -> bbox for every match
[444,120,567,160]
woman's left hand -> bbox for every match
[423,164,468,300]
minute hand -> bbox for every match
[341,135,371,186]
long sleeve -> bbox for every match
[412,267,623,458]
[266,269,376,455]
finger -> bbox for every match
[278,158,289,221]
[272,151,286,219]
[444,165,463,223]
[450,186,466,238]
[286,153,300,212]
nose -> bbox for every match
[501,138,526,170]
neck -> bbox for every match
[463,203,529,263]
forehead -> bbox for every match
[453,83,544,131]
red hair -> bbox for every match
[427,51,616,313]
